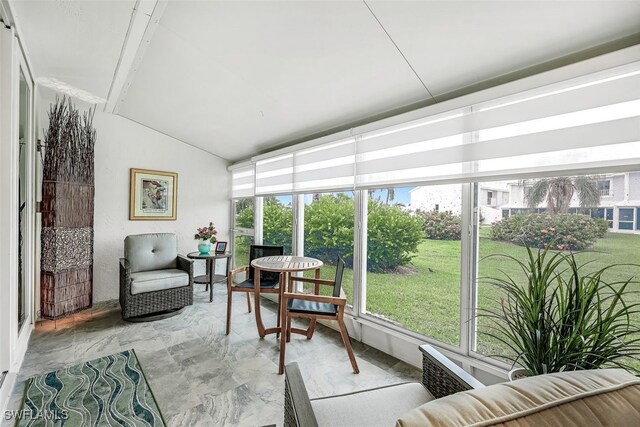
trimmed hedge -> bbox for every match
[305,195,424,271]
[366,199,424,272]
[417,210,461,240]
[304,194,355,267]
[490,213,608,251]
[235,194,424,271]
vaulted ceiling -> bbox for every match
[10,0,640,162]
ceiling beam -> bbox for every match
[104,0,167,113]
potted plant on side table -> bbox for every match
[195,222,218,254]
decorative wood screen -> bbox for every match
[41,98,96,319]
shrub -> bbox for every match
[243,195,422,272]
[366,199,424,272]
[417,210,461,240]
[263,198,293,254]
[304,194,355,266]
[594,217,609,237]
[280,194,423,271]
[490,213,607,251]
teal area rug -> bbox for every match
[17,349,165,426]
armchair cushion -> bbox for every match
[288,298,337,316]
[130,269,189,295]
[396,368,640,427]
[125,233,178,273]
[311,382,433,427]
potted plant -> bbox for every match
[194,222,218,254]
[478,244,640,378]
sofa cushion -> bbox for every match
[130,269,189,295]
[311,382,433,427]
[125,233,177,273]
[396,369,640,427]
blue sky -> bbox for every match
[277,187,414,206]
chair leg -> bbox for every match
[279,297,288,374]
[338,317,359,374]
[246,292,252,313]
[306,319,317,340]
[276,293,281,339]
[226,289,232,335]
[286,316,292,342]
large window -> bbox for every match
[263,196,293,254]
[364,186,461,346]
[619,208,635,230]
[597,179,611,196]
[475,174,640,369]
[230,57,640,373]
[302,192,355,304]
[17,69,29,331]
[233,198,254,268]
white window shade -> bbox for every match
[253,137,356,196]
[293,137,355,192]
[230,164,254,199]
[255,153,294,195]
[234,60,640,195]
[356,63,640,188]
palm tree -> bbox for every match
[385,188,395,205]
[525,176,601,214]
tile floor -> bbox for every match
[2,285,420,426]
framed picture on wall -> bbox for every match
[129,168,178,220]
[215,241,227,254]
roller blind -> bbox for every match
[293,137,355,193]
[255,153,294,195]
[230,164,254,199]
[355,63,640,187]
[238,61,640,196]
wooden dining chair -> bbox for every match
[226,244,284,335]
[279,256,359,374]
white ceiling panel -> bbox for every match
[12,0,640,163]
[11,0,135,100]
[367,1,640,97]
[117,1,430,161]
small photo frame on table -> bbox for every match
[215,241,227,254]
[129,168,178,220]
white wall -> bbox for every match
[92,112,230,302]
[37,89,231,303]
[409,184,463,214]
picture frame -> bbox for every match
[215,241,227,254]
[129,168,178,220]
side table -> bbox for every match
[187,252,232,302]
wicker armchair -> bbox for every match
[119,233,194,321]
[284,344,484,427]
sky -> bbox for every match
[276,187,414,206]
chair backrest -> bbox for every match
[333,256,345,298]
[248,244,284,282]
[124,233,178,273]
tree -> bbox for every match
[385,188,395,205]
[525,176,600,214]
[368,188,396,205]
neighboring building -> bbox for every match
[409,184,464,215]
[409,173,640,233]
